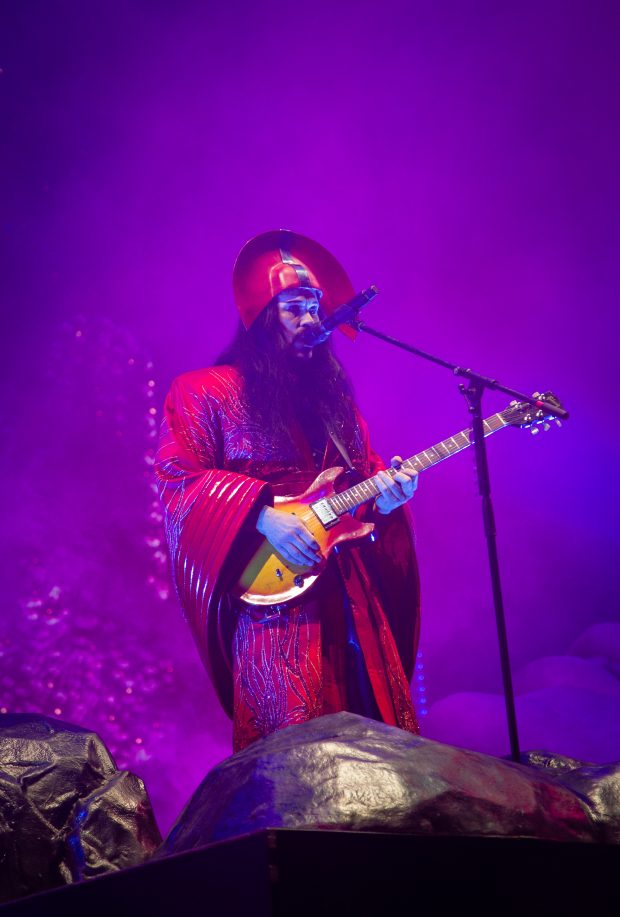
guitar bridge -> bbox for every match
[310,498,339,529]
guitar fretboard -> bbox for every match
[324,411,509,516]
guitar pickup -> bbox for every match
[310,498,340,529]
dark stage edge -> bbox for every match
[2,830,619,916]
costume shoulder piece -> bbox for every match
[172,363,243,404]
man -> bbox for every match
[156,230,421,751]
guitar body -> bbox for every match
[235,466,374,607]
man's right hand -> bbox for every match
[256,506,323,568]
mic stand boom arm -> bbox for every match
[349,316,569,763]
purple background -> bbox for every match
[2,1,619,834]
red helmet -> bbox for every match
[232,229,356,338]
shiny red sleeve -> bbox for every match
[155,374,272,710]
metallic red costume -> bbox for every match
[156,365,421,750]
[156,230,421,750]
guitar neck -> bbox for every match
[325,411,510,516]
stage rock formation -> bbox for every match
[521,750,620,843]
[0,714,161,904]
[161,711,603,855]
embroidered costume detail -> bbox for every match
[232,603,323,751]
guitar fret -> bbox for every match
[362,480,376,499]
[331,494,345,513]
[340,494,351,513]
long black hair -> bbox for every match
[215,301,357,451]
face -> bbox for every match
[275,288,322,355]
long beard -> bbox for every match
[246,344,351,447]
[269,346,327,421]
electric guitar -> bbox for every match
[235,393,563,607]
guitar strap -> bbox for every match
[327,427,355,471]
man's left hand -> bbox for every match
[375,455,419,515]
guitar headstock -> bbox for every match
[501,391,565,434]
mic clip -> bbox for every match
[298,285,380,348]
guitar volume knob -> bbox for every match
[294,575,304,588]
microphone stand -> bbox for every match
[348,313,568,763]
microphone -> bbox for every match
[297,285,379,348]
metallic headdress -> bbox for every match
[232,229,356,337]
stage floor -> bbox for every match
[2,829,619,916]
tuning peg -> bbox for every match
[531,426,540,436]
[543,423,550,432]
[555,419,562,428]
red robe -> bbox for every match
[155,365,421,750]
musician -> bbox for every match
[155,230,421,751]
